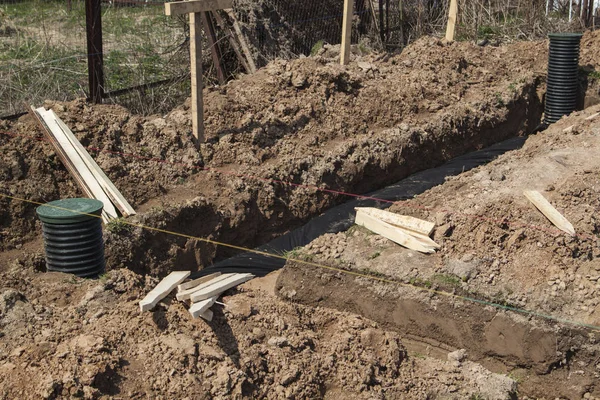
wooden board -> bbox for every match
[165,0,232,16]
[176,273,234,301]
[189,296,217,318]
[224,10,257,73]
[189,273,253,302]
[340,0,355,65]
[202,11,226,84]
[53,113,136,217]
[355,209,438,253]
[524,190,575,236]
[140,271,191,312]
[212,11,252,73]
[30,107,95,202]
[445,0,458,42]
[35,108,118,222]
[355,207,435,236]
[178,272,221,292]
[189,12,205,145]
[199,309,213,321]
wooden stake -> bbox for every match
[524,190,575,236]
[190,12,205,145]
[212,11,252,73]
[224,10,257,73]
[445,0,458,42]
[341,0,355,65]
[202,11,227,84]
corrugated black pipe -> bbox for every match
[36,198,106,278]
[544,33,583,125]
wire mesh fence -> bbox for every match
[0,0,589,119]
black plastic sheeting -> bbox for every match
[190,136,527,279]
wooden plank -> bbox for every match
[445,0,458,42]
[178,272,221,292]
[212,11,251,73]
[30,107,94,202]
[176,273,234,301]
[190,273,253,302]
[165,0,232,16]
[190,12,205,145]
[199,309,214,321]
[355,207,435,236]
[140,271,191,312]
[355,209,437,253]
[189,296,217,318]
[340,0,355,65]
[224,10,257,73]
[524,190,575,236]
[36,108,118,222]
[53,113,136,217]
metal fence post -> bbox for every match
[85,0,104,103]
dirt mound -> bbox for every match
[0,261,516,399]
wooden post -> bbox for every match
[165,0,233,144]
[85,0,104,103]
[341,0,355,65]
[190,12,204,145]
[445,0,458,42]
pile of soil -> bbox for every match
[0,263,517,399]
[580,30,600,108]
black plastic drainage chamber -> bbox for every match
[544,33,583,125]
[36,198,106,278]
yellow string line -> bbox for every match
[2,192,599,332]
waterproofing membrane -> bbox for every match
[190,136,527,279]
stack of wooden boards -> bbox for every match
[355,207,440,253]
[139,271,254,321]
[30,106,135,223]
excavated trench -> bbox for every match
[104,78,544,278]
[276,261,599,399]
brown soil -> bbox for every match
[1,34,553,275]
[0,265,517,399]
[2,31,600,399]
[275,105,600,399]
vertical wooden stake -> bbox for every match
[341,0,355,65]
[190,12,204,145]
[445,0,458,42]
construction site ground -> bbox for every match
[1,31,600,399]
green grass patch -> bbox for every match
[106,218,132,235]
[431,273,462,287]
[310,40,324,56]
[0,0,188,115]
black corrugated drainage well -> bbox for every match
[544,33,583,125]
[36,198,105,278]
